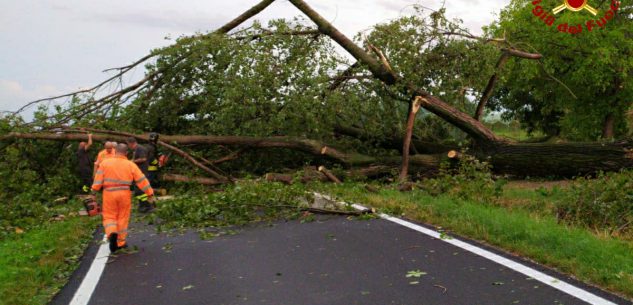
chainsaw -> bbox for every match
[82,195,101,217]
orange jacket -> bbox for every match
[95,149,115,166]
[92,155,154,196]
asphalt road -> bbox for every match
[52,215,630,305]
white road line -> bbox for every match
[69,235,109,305]
[314,193,618,305]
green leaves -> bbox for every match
[406,269,427,285]
[406,269,427,278]
[488,0,632,139]
[557,170,633,234]
[151,181,310,229]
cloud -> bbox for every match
[0,0,513,115]
[0,79,64,115]
[89,10,226,33]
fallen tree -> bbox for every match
[4,0,631,182]
[2,131,631,178]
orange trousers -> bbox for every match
[102,189,132,247]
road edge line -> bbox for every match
[314,193,617,305]
[69,235,109,305]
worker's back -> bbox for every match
[94,155,151,193]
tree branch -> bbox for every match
[289,0,503,143]
[474,52,511,121]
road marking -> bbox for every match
[314,193,617,305]
[70,235,109,305]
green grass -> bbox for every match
[0,216,97,305]
[485,120,543,141]
[314,182,633,299]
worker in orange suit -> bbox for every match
[94,141,116,175]
[92,143,155,252]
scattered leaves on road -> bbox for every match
[182,285,194,291]
[162,243,173,253]
[406,270,427,278]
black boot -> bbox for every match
[108,233,119,253]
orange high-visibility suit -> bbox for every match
[92,155,153,247]
[94,149,115,170]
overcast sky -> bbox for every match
[0,0,510,115]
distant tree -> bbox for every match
[487,0,632,140]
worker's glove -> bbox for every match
[147,196,157,204]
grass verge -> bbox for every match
[0,216,97,305]
[313,182,633,299]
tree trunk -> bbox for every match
[399,96,423,182]
[482,141,633,177]
[2,132,631,178]
[602,113,615,139]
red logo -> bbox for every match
[552,0,598,15]
[531,0,621,34]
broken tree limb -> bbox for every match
[318,166,342,184]
[399,96,424,182]
[503,48,543,60]
[327,62,361,91]
[474,48,542,121]
[410,92,504,143]
[161,173,223,185]
[367,44,395,75]
[289,0,502,143]
[475,52,510,121]
[215,0,276,34]
[300,207,370,216]
[288,0,397,85]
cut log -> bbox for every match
[318,166,342,183]
[447,150,462,159]
[300,167,329,183]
